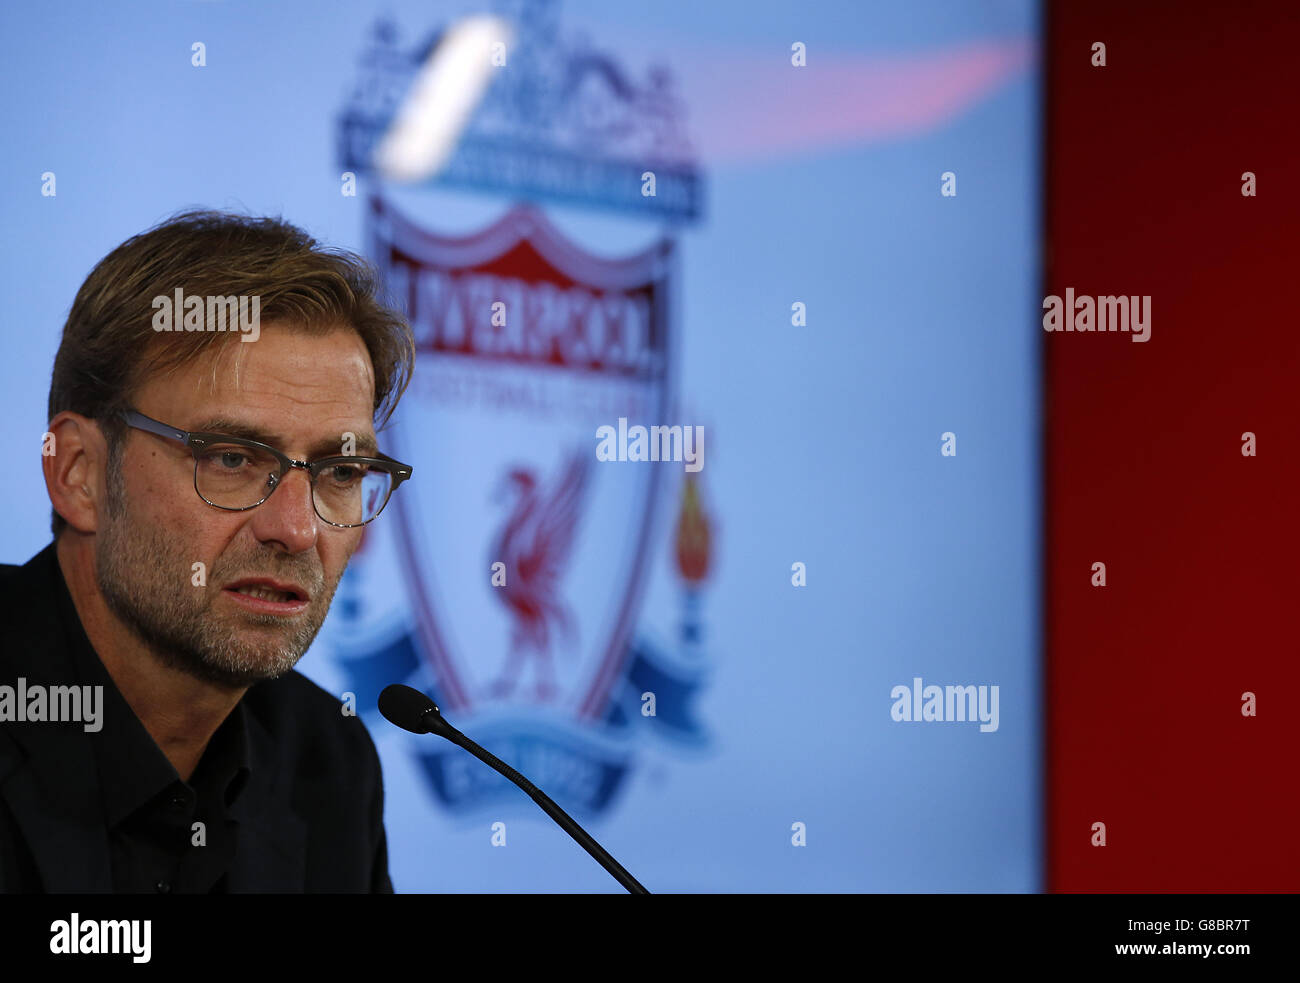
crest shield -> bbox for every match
[367,195,674,722]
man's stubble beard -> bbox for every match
[94,453,341,690]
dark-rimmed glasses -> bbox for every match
[119,408,412,528]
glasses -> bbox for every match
[119,408,413,527]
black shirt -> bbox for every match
[0,543,394,893]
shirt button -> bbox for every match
[170,795,186,809]
[155,881,171,894]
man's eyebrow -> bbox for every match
[187,416,380,457]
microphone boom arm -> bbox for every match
[381,685,649,894]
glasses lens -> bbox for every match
[312,462,394,526]
[195,443,283,509]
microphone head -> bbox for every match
[378,684,438,734]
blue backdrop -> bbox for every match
[1,0,1041,891]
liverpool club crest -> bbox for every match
[332,5,711,819]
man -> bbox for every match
[0,211,416,892]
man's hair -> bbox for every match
[47,209,415,537]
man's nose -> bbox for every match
[248,466,319,552]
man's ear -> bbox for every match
[43,411,109,534]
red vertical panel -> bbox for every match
[1046,0,1300,891]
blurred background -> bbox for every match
[1,0,1042,891]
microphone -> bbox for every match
[378,683,649,894]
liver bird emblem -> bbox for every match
[487,449,591,702]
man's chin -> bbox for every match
[149,616,316,690]
[161,645,305,691]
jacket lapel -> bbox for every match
[0,720,114,892]
[0,544,114,892]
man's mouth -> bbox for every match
[221,578,311,613]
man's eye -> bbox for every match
[200,449,249,470]
[328,464,362,484]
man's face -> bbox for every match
[95,323,377,689]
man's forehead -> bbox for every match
[203,320,376,393]
[139,324,380,455]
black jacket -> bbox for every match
[0,542,394,892]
